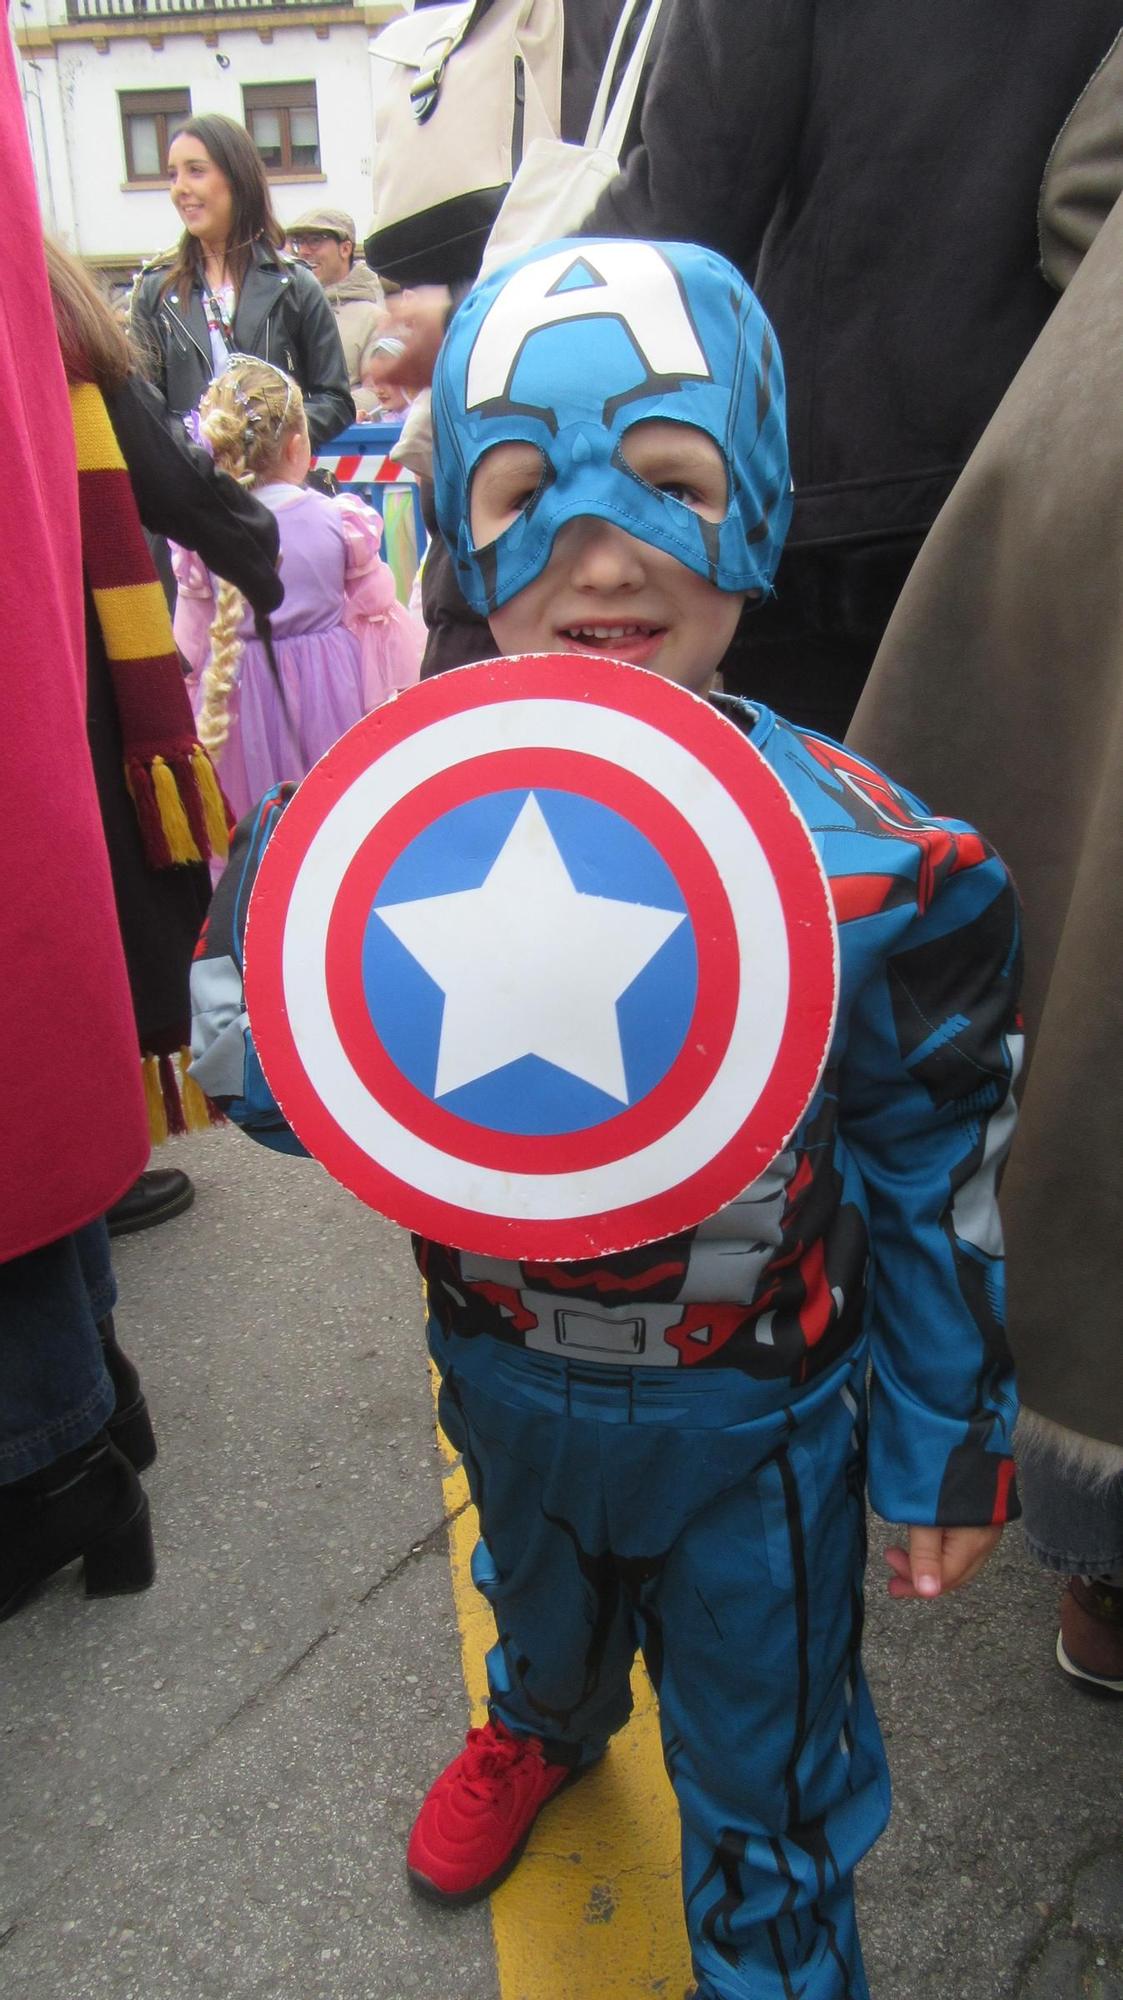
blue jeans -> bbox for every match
[0,1220,116,1482]
[1021,1454,1123,1578]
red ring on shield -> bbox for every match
[245,654,839,1260]
[322,746,738,1174]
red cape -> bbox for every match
[0,34,148,1259]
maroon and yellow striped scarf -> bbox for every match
[71,379,227,1140]
[70,378,229,871]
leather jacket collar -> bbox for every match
[161,239,296,369]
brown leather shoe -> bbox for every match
[1057,1576,1123,1695]
[106,1169,194,1238]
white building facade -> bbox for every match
[12,0,405,284]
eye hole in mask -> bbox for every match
[615,419,730,523]
[470,441,551,548]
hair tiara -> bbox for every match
[218,353,298,437]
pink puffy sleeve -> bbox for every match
[170,543,216,692]
[334,494,424,707]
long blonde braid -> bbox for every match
[195,358,305,755]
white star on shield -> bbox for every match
[373,793,685,1103]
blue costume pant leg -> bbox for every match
[628,1375,889,2000]
[435,1344,638,1759]
[431,1324,890,1997]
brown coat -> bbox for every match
[848,193,1123,1459]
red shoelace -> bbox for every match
[458,1723,548,1800]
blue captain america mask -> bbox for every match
[433,238,793,617]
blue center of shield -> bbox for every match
[362,787,697,1135]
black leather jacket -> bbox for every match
[130,239,355,449]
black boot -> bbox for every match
[0,1432,155,1622]
[106,1169,194,1238]
[98,1314,157,1472]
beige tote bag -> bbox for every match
[366,0,563,287]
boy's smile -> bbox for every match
[471,423,748,696]
[553,620,668,667]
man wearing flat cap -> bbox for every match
[287,207,387,413]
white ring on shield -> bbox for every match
[279,695,801,1222]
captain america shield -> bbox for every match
[244,654,838,1259]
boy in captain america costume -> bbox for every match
[407,239,1023,2000]
[193,238,1023,2000]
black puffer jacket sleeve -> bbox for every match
[284,264,355,447]
[583,0,812,274]
[106,372,283,617]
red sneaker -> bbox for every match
[407,1718,578,1905]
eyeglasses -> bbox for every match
[288,232,340,249]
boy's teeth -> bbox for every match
[568,625,650,639]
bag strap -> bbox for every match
[201,281,237,358]
[409,0,496,124]
[584,0,665,156]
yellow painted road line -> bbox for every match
[433,1374,694,2000]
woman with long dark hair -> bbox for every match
[130,113,353,448]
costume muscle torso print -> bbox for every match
[417,696,1023,1529]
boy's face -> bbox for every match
[472,421,746,697]
[435,240,791,624]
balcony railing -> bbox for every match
[67,0,350,18]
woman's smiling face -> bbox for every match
[472,421,747,696]
[167,131,234,252]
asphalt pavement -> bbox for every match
[1,1126,1119,1999]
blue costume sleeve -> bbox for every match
[189,785,310,1158]
[839,848,1023,1527]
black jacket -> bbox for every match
[109,371,283,613]
[587,0,1123,547]
[130,238,354,449]
[88,371,282,1053]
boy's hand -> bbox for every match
[885,1524,1003,1600]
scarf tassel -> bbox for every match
[141,1050,225,1146]
[179,1046,225,1131]
[127,760,175,870]
[126,747,231,869]
[190,748,231,860]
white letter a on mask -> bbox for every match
[466,243,710,411]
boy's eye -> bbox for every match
[503,480,539,511]
[619,420,729,522]
[655,479,701,505]
[470,443,547,544]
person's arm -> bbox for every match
[105,372,283,618]
[288,268,356,448]
[336,494,397,612]
[169,545,216,685]
[127,271,169,408]
[839,831,1023,1591]
[336,495,425,700]
[190,785,310,1155]
[584,0,813,274]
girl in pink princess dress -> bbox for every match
[173,355,422,822]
